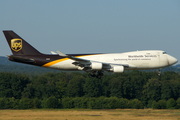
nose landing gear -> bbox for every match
[158,68,161,76]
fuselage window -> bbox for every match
[163,52,167,54]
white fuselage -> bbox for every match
[45,50,178,71]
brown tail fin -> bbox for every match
[3,30,42,55]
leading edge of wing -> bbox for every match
[56,51,90,62]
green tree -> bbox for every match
[73,97,83,108]
[122,71,147,100]
[118,98,129,109]
[66,76,85,97]
[175,97,180,109]
[101,75,111,97]
[61,97,74,108]
[130,72,147,100]
[158,100,166,109]
[109,78,123,98]
[87,97,103,109]
[128,99,144,109]
[142,78,161,102]
[152,101,160,109]
[32,98,41,108]
[166,98,176,109]
[161,80,173,100]
[55,80,67,99]
[161,71,179,81]
[19,98,33,109]
[161,80,180,100]
[22,83,35,98]
[43,96,59,108]
[83,77,102,97]
[23,73,68,99]
[107,97,120,109]
[0,73,29,99]
[122,78,134,99]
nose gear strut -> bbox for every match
[158,68,161,76]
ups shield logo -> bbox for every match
[11,39,22,52]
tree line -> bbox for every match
[0,71,180,109]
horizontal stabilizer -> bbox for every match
[8,55,34,63]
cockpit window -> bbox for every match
[163,52,167,54]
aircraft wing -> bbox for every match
[56,51,134,70]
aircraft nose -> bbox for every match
[167,55,178,65]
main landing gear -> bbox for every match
[88,71,104,79]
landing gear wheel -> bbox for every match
[88,71,103,79]
[96,75,101,79]
[88,74,92,78]
[88,73,96,78]
[97,71,103,76]
[96,71,103,79]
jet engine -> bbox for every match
[111,66,124,73]
[91,62,103,70]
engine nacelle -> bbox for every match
[91,62,103,70]
[111,66,124,73]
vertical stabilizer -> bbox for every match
[3,30,42,55]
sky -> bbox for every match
[0,0,180,64]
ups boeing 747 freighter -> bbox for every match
[3,30,178,78]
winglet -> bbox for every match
[51,51,58,55]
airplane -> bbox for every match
[3,30,178,79]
